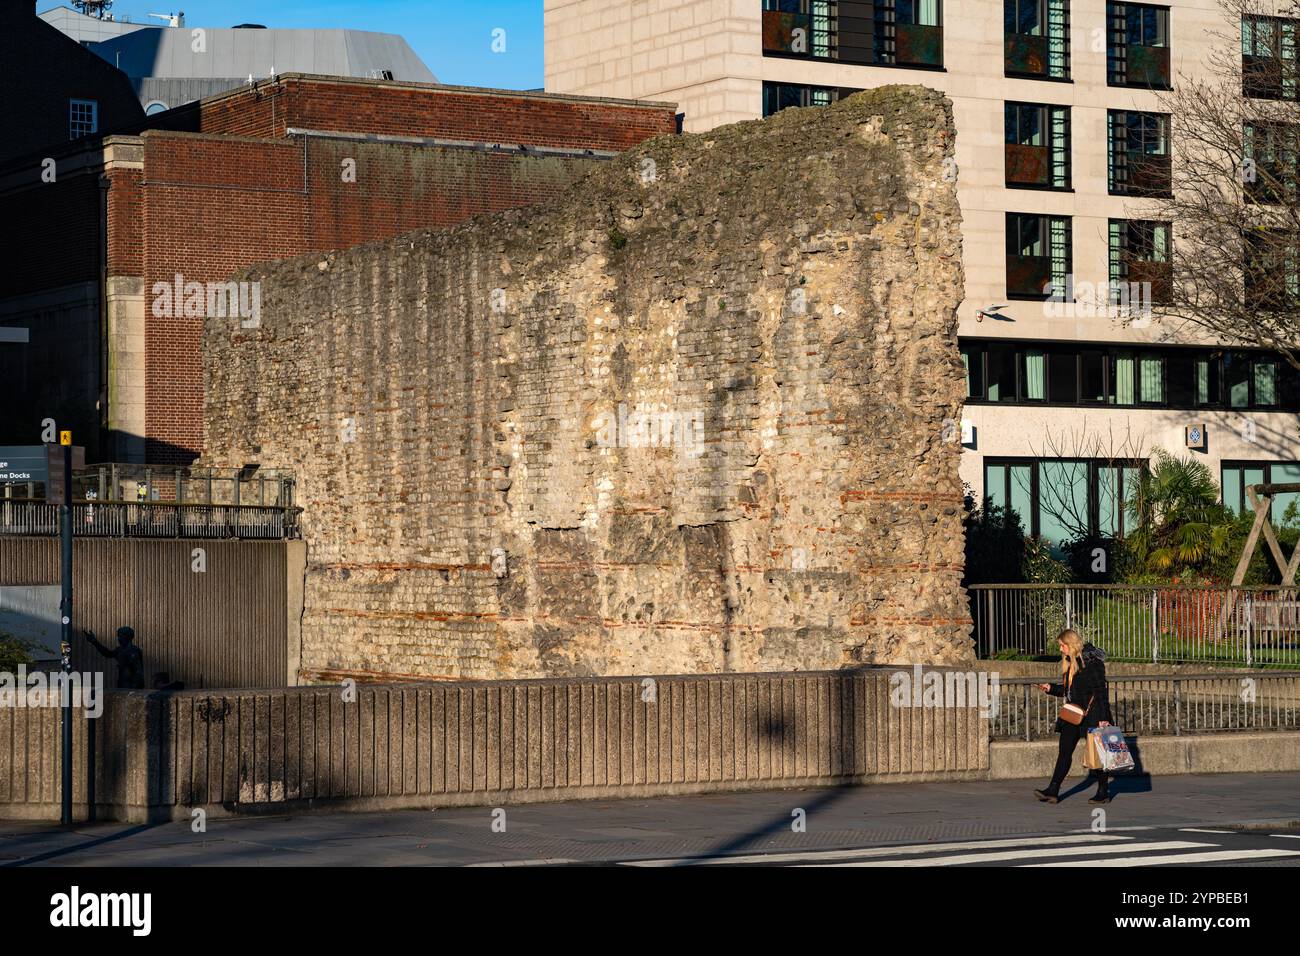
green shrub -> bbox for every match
[0,630,33,673]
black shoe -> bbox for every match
[1034,789,1059,804]
[1088,791,1111,805]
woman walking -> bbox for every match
[1034,629,1113,805]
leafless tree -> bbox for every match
[1151,0,1300,367]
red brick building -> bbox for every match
[0,73,677,463]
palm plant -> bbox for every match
[1124,450,1237,580]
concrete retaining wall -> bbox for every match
[991,732,1300,780]
[1,669,988,822]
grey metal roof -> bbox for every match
[39,5,437,112]
[37,6,153,43]
[85,25,436,83]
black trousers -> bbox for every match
[1050,723,1108,792]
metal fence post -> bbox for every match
[1023,683,1031,742]
[1173,678,1181,737]
[1151,589,1158,663]
[1065,587,1073,630]
[1246,597,1254,669]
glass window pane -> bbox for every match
[1256,360,1278,406]
[986,464,1007,510]
[1048,351,1077,403]
[1227,352,1251,407]
[1010,464,1034,531]
[1024,350,1046,400]
[1223,466,1242,514]
[1038,460,1089,549]
[1113,351,1135,405]
[1099,466,1120,536]
[1272,463,1300,525]
[988,344,1016,401]
[1139,355,1162,403]
[1082,350,1106,403]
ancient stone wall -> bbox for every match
[202,85,970,680]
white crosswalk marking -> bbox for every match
[1029,848,1300,866]
[803,841,1213,867]
[620,833,1135,867]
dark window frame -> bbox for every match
[961,340,1295,412]
[1107,1,1172,89]
[983,456,1146,541]
[1005,101,1072,189]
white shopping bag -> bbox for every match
[1090,726,1135,773]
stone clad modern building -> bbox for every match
[545,0,1300,551]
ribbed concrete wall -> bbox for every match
[0,670,990,821]
[0,537,302,688]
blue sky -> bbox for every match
[62,0,545,89]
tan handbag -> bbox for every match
[1060,702,1086,725]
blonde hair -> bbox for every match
[1058,629,1086,686]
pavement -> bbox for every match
[2,772,1299,867]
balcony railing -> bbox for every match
[762,9,813,55]
[1006,32,1049,77]
[1112,151,1171,196]
[895,22,943,67]
[1005,143,1050,187]
[1123,44,1170,88]
[0,499,301,540]
[1244,54,1296,99]
[1125,258,1173,304]
[1006,254,1053,297]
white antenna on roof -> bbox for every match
[147,11,186,28]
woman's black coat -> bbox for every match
[1046,643,1113,733]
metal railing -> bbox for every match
[971,583,1300,667]
[992,673,1300,741]
[0,499,300,540]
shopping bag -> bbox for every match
[1082,728,1103,770]
[1093,726,1135,773]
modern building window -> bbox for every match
[1243,121,1298,204]
[961,341,1297,410]
[1108,219,1171,304]
[762,0,836,59]
[144,100,170,116]
[1107,2,1171,88]
[762,1,942,68]
[761,82,857,116]
[1244,230,1300,310]
[69,99,98,139]
[1222,461,1300,523]
[1108,110,1171,196]
[1006,213,1070,298]
[1242,14,1298,100]
[1005,0,1070,79]
[874,0,944,68]
[1005,102,1070,188]
[985,457,1144,544]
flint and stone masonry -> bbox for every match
[202,86,969,681]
